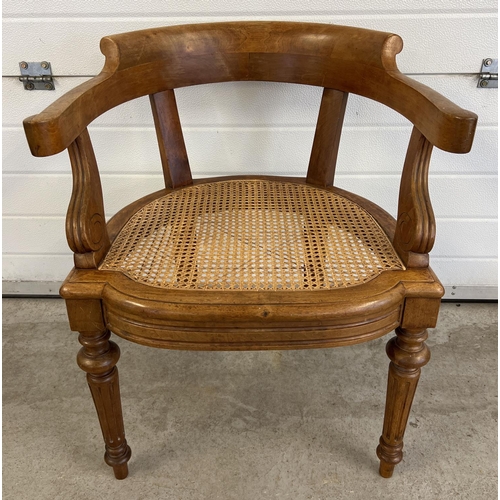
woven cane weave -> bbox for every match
[101,180,403,290]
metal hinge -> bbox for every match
[478,58,498,88]
[19,61,54,90]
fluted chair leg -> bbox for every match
[377,327,430,478]
[77,329,132,479]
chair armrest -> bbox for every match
[385,72,478,154]
[23,72,113,157]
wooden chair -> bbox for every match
[23,22,477,480]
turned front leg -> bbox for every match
[377,327,430,478]
[77,329,131,479]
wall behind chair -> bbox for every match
[2,0,497,299]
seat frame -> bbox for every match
[23,21,477,480]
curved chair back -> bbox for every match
[24,22,475,157]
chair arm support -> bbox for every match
[393,127,435,267]
[66,129,110,269]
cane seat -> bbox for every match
[100,179,404,291]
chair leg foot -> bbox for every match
[77,329,132,479]
[377,327,430,478]
[113,464,129,480]
[376,437,402,477]
[378,460,395,478]
[110,458,131,480]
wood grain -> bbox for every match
[377,327,430,478]
[25,21,476,479]
[23,22,477,157]
[393,127,435,267]
[73,300,131,479]
[150,89,192,189]
[306,88,348,187]
[66,128,110,268]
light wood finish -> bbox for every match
[68,299,131,479]
[150,89,192,189]
[377,327,431,478]
[393,127,435,268]
[22,22,477,479]
[59,263,443,351]
[23,22,476,158]
[66,128,110,269]
[78,330,131,479]
[307,88,348,187]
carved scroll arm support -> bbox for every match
[393,127,435,268]
[66,128,110,269]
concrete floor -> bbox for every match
[2,299,497,499]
